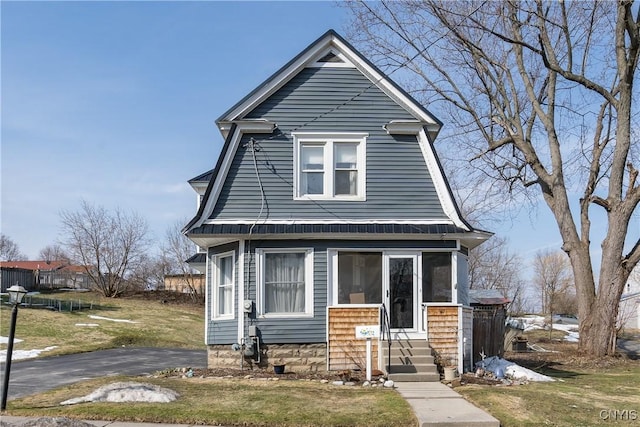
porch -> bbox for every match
[326,304,473,379]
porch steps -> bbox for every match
[384,339,440,382]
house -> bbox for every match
[163,273,205,294]
[0,260,91,291]
[183,30,491,379]
[619,267,640,330]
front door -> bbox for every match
[385,253,420,336]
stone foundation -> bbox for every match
[208,343,327,372]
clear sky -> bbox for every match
[1,1,620,290]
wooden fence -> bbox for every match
[1,267,36,292]
[472,305,506,363]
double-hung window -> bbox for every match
[294,133,367,200]
[257,249,314,317]
[212,251,234,319]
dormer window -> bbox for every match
[293,132,367,200]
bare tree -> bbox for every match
[345,1,640,356]
[38,244,71,264]
[161,219,203,300]
[533,249,573,338]
[468,235,529,314]
[128,253,168,292]
[0,234,27,261]
[59,200,150,297]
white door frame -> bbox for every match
[383,251,424,340]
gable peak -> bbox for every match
[307,47,354,68]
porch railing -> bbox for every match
[379,303,392,373]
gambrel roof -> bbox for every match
[215,30,442,141]
[184,29,490,249]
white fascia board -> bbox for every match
[204,249,210,344]
[190,182,208,195]
[218,37,334,127]
[217,119,276,140]
[238,239,245,344]
[190,232,488,250]
[202,218,455,225]
[190,122,276,233]
[416,128,469,231]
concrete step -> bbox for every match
[388,372,440,382]
[386,354,435,365]
[382,339,440,382]
[388,363,438,374]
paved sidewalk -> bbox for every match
[2,382,500,427]
[395,382,500,427]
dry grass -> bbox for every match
[456,334,640,427]
[7,375,416,427]
[0,291,205,356]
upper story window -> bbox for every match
[293,133,367,200]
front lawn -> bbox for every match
[5,375,416,427]
[457,337,640,426]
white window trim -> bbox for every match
[293,132,367,201]
[256,248,314,318]
[212,251,235,320]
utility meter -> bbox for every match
[243,300,253,313]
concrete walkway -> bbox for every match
[2,382,500,427]
[395,382,500,427]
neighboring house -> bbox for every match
[619,268,640,330]
[0,260,91,291]
[184,30,491,379]
[163,274,205,294]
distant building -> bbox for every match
[163,274,205,294]
[619,267,640,330]
[0,260,92,291]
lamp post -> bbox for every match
[1,284,28,411]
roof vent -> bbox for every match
[317,51,343,63]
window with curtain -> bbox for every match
[213,252,234,319]
[260,249,313,316]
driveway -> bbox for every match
[1,347,207,401]
[618,337,640,359]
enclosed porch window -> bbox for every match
[422,253,452,302]
[337,252,382,304]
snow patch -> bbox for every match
[477,356,555,382]
[88,315,138,323]
[0,336,23,344]
[511,315,579,342]
[0,345,58,360]
[75,323,100,327]
[61,382,178,405]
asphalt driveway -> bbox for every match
[1,347,207,401]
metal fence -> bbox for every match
[20,294,94,312]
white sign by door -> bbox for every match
[355,325,380,339]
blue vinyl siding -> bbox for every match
[210,67,448,221]
[207,243,239,345]
[234,239,457,345]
